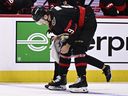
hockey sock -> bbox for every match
[53,62,60,80]
[75,57,87,77]
[59,55,71,76]
[84,55,105,69]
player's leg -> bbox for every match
[45,62,60,88]
[84,55,111,82]
[68,47,88,93]
[45,52,71,90]
[82,6,111,82]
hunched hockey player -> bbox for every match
[32,4,112,93]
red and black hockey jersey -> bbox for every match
[48,5,95,45]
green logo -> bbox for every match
[17,33,48,52]
[16,21,50,63]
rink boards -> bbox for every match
[0,15,128,82]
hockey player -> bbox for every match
[99,0,126,15]
[0,0,37,14]
[44,0,87,83]
[32,5,111,93]
[44,0,111,91]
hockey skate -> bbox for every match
[45,75,67,91]
[68,76,88,93]
[103,65,112,82]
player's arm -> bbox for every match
[61,20,80,54]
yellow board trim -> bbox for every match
[0,70,128,82]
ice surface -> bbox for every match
[0,83,128,96]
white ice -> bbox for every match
[0,83,128,96]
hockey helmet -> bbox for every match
[32,6,47,22]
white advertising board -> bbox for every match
[0,17,128,70]
[87,19,128,63]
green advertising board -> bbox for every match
[16,21,50,63]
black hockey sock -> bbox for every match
[53,62,60,80]
[84,55,105,69]
[76,66,87,77]
[53,62,69,80]
[59,54,71,76]
[75,57,87,77]
[59,65,69,76]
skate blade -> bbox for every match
[69,87,88,93]
[45,85,66,91]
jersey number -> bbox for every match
[67,29,74,34]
